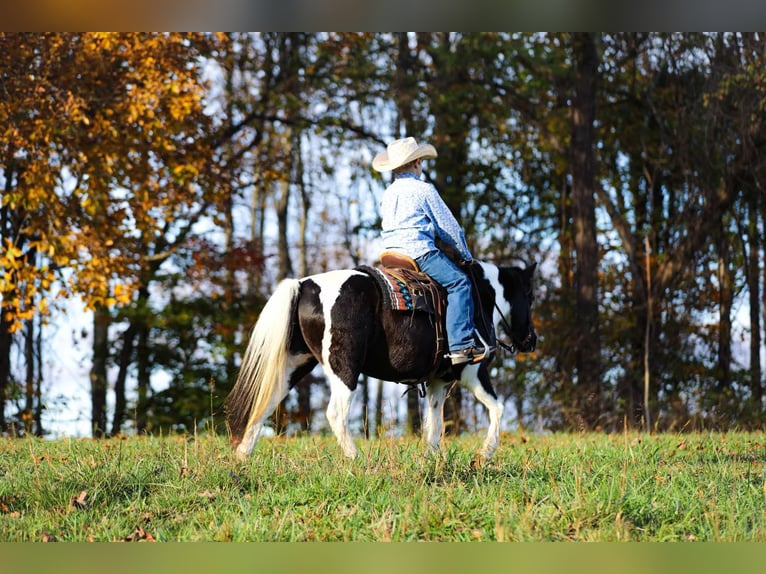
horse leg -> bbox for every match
[460,365,504,462]
[423,380,450,454]
[315,273,377,459]
[325,373,358,459]
[235,389,290,461]
[235,354,316,461]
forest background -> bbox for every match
[1,32,765,440]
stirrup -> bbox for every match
[447,345,487,365]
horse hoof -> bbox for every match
[470,455,489,469]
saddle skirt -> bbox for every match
[356,265,443,315]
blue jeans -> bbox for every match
[415,250,475,352]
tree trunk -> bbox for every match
[555,175,577,424]
[716,214,733,401]
[34,315,43,436]
[395,32,416,135]
[570,32,602,428]
[110,323,137,436]
[90,306,110,438]
[24,314,35,435]
[374,378,384,437]
[443,385,463,436]
[750,195,763,419]
[0,160,13,434]
[135,322,150,434]
[0,303,10,434]
[406,387,421,436]
[360,375,369,438]
[276,178,293,281]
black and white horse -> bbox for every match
[226,260,537,462]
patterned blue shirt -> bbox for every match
[380,175,473,261]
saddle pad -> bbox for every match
[356,265,436,314]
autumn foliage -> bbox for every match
[1,33,223,329]
[2,33,766,437]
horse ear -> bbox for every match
[526,262,537,277]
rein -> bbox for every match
[465,262,518,356]
[493,300,518,355]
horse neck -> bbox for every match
[471,260,502,317]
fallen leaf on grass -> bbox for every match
[123,526,156,542]
[69,491,88,510]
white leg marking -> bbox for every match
[423,381,450,453]
[460,365,505,460]
[325,374,358,459]
[314,270,365,459]
[236,423,261,461]
[235,352,313,461]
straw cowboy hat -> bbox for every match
[372,137,437,172]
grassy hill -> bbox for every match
[1,431,765,541]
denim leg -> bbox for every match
[415,250,475,351]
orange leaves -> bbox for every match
[1,239,54,332]
[69,490,89,511]
[0,33,223,327]
[123,525,157,542]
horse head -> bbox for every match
[495,263,537,354]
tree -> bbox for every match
[569,32,603,428]
[0,33,224,435]
[5,33,766,437]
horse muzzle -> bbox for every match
[498,327,537,354]
[515,329,537,353]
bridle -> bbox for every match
[493,299,519,354]
[466,261,532,356]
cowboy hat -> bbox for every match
[372,137,437,172]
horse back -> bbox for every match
[296,269,439,385]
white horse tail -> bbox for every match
[226,278,301,443]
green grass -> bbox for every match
[1,431,765,541]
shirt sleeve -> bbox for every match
[421,185,473,261]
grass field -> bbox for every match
[1,431,765,542]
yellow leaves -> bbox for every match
[1,238,59,332]
[81,195,96,217]
[171,163,200,182]
[5,241,23,261]
[113,283,133,306]
[77,271,137,312]
[0,33,219,328]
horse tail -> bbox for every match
[226,278,302,442]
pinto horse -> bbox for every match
[226,259,537,462]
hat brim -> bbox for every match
[372,143,437,172]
